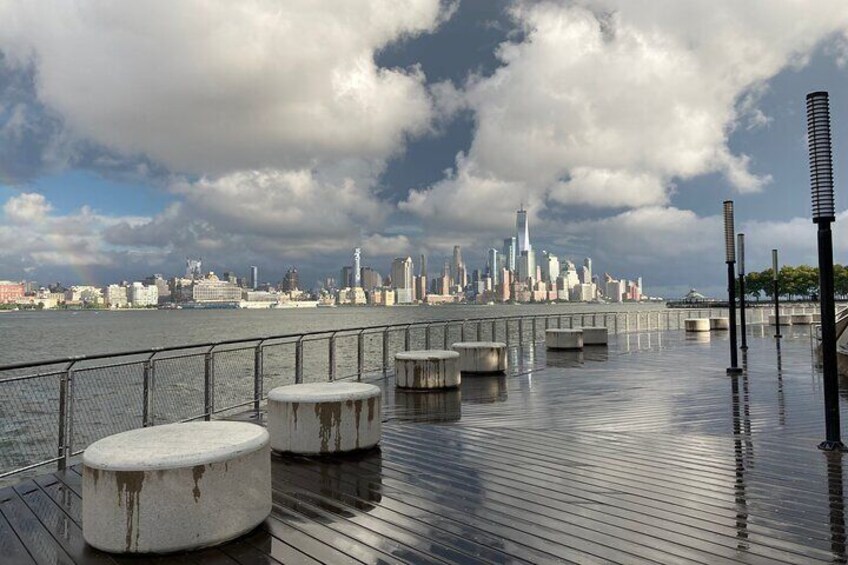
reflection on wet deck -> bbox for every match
[3,325,848,564]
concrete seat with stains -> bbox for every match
[451,342,508,374]
[395,350,461,390]
[545,329,583,350]
[267,382,382,455]
[576,326,608,346]
[709,317,730,331]
[684,318,711,332]
[82,421,271,554]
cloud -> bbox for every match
[3,191,51,223]
[0,0,452,176]
[402,0,848,227]
[0,192,154,270]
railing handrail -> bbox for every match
[0,309,657,374]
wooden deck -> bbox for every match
[2,324,847,564]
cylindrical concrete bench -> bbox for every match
[768,315,792,326]
[791,314,813,325]
[579,327,608,346]
[82,421,271,554]
[709,317,729,331]
[451,342,507,374]
[268,382,381,454]
[395,350,460,389]
[545,329,583,350]
[684,319,710,332]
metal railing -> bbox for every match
[0,307,744,480]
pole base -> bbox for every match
[726,367,743,375]
[818,440,847,452]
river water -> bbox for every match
[0,302,666,366]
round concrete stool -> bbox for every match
[684,318,710,332]
[82,421,271,554]
[580,327,608,346]
[451,342,508,374]
[545,329,583,350]
[395,350,460,390]
[768,315,791,326]
[791,314,813,325]
[709,317,730,331]
[268,382,381,455]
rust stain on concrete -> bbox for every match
[315,401,342,452]
[115,470,145,552]
[192,464,206,503]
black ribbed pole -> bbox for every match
[724,201,742,375]
[773,249,782,339]
[738,233,748,351]
[806,90,843,451]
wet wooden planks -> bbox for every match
[2,327,847,564]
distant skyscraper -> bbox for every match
[542,251,559,283]
[352,248,361,288]
[360,267,382,291]
[516,207,531,253]
[503,237,516,272]
[452,245,466,287]
[185,258,202,279]
[282,267,299,292]
[249,266,258,290]
[584,257,592,283]
[340,266,353,288]
[390,257,414,290]
[487,249,499,285]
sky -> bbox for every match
[3,1,848,297]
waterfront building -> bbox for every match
[582,257,593,284]
[143,274,170,304]
[605,277,625,303]
[64,286,103,306]
[128,282,159,307]
[0,281,25,304]
[222,271,238,285]
[498,269,511,302]
[282,267,299,292]
[105,285,128,308]
[415,274,427,302]
[571,283,597,302]
[190,278,242,303]
[516,206,531,253]
[360,267,382,292]
[249,266,259,290]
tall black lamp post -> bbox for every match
[738,233,748,351]
[724,201,743,375]
[773,249,782,339]
[806,90,843,451]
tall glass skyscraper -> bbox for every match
[516,207,531,253]
[502,237,516,272]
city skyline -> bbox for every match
[3,2,848,297]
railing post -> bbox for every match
[383,328,389,376]
[545,317,550,331]
[443,324,449,349]
[295,338,304,384]
[519,318,524,345]
[558,315,562,328]
[253,342,264,417]
[329,333,337,381]
[405,326,411,351]
[532,317,537,342]
[425,324,431,349]
[505,319,511,346]
[57,360,76,471]
[204,348,215,420]
[357,330,365,381]
[142,353,157,427]
[491,319,497,341]
[477,321,482,341]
